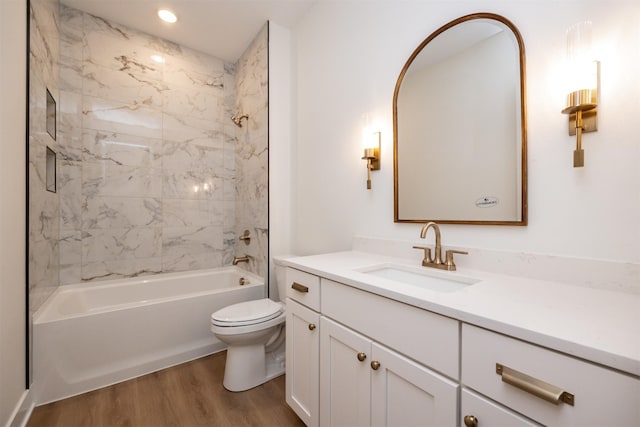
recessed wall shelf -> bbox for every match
[46,88,56,140]
[46,146,56,193]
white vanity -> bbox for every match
[283,250,640,427]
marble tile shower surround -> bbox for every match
[53,6,268,284]
[29,0,61,313]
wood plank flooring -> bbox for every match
[27,351,305,427]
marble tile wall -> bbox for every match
[55,6,267,283]
[233,24,269,281]
[29,0,61,312]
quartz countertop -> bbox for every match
[284,251,640,377]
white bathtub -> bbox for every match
[33,267,265,404]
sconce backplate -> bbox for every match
[369,131,381,170]
[569,109,598,135]
[369,147,380,170]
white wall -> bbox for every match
[291,0,640,263]
[0,0,28,424]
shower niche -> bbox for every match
[45,88,56,140]
[45,146,56,193]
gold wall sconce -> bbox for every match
[561,21,599,168]
[361,122,381,189]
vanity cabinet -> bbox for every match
[284,266,640,427]
[320,317,458,426]
[284,268,460,427]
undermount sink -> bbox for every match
[358,264,480,292]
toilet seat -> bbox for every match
[211,299,284,327]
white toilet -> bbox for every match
[210,257,289,392]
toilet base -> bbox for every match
[223,342,285,392]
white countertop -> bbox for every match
[284,251,640,377]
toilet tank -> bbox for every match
[272,255,294,303]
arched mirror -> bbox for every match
[393,13,527,225]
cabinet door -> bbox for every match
[371,343,458,427]
[286,299,320,427]
[461,388,542,427]
[320,317,371,427]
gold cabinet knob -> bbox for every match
[308,323,316,331]
[370,360,381,370]
[463,415,478,427]
[357,352,367,362]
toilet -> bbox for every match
[210,257,290,392]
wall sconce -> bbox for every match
[561,21,599,168]
[361,118,381,189]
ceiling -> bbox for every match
[61,0,316,62]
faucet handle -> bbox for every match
[412,245,433,265]
[444,249,468,271]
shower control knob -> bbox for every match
[464,415,478,427]
[357,352,367,362]
[308,323,316,331]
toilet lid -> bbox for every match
[211,299,283,327]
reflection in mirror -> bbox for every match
[394,13,527,225]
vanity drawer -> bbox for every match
[321,278,459,379]
[461,324,640,426]
[461,388,542,427]
[286,268,320,311]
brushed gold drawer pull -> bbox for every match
[496,363,574,406]
[308,323,316,331]
[357,352,367,362]
[291,282,309,293]
[371,361,381,370]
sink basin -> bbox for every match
[358,264,480,292]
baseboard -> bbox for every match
[5,389,34,427]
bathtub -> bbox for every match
[33,267,265,405]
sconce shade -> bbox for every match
[562,88,597,114]
[363,148,377,159]
[566,21,592,61]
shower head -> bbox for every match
[231,113,249,128]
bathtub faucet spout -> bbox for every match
[232,256,250,265]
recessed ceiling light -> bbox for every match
[158,9,177,23]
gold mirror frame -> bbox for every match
[393,13,527,225]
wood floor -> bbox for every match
[27,351,305,427]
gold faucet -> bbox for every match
[420,222,443,265]
[232,256,250,265]
[413,222,467,271]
